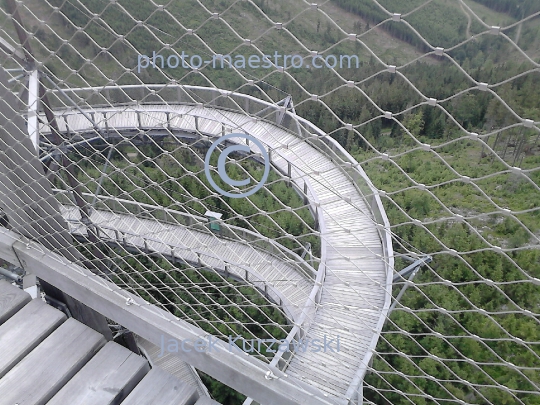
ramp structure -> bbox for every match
[0,0,539,404]
[0,80,393,404]
[40,85,393,400]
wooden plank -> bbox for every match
[0,279,31,324]
[47,341,150,405]
[10,233,339,405]
[0,298,66,378]
[0,318,106,405]
[120,367,198,405]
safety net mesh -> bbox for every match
[0,0,539,404]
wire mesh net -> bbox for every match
[0,0,539,404]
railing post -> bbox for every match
[177,86,182,103]
[287,161,292,187]
[63,115,71,136]
[103,112,109,138]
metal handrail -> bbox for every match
[44,101,330,374]
[42,84,392,398]
[54,189,318,280]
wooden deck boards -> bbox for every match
[0,318,106,405]
[0,298,66,379]
[0,280,219,405]
[0,279,31,324]
[47,341,150,405]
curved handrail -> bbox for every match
[42,84,392,395]
[42,108,322,258]
[45,104,329,373]
[60,201,300,326]
[54,189,318,280]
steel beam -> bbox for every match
[27,69,39,151]
[0,68,112,339]
[0,227,341,405]
[0,37,25,64]
[392,256,432,283]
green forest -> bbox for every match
[9,0,540,403]
[64,141,320,256]
[63,140,318,403]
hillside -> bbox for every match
[1,0,539,404]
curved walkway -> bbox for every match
[60,203,312,324]
[41,92,392,401]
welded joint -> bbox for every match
[392,255,432,283]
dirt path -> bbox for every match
[460,2,472,38]
[321,1,441,65]
[515,20,523,44]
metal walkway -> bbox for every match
[0,279,219,405]
[39,87,393,401]
[60,203,313,324]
